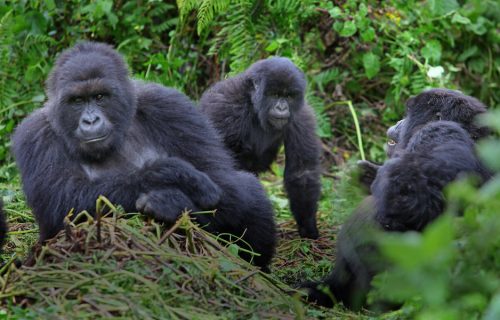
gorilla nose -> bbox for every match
[387,119,403,141]
[81,113,101,126]
[79,113,105,138]
[276,102,288,112]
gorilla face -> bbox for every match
[248,57,306,131]
[385,88,489,157]
[386,119,403,157]
[262,88,303,130]
[46,44,136,161]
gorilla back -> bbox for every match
[200,57,322,239]
[12,42,276,268]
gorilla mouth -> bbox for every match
[269,117,289,129]
[83,133,110,144]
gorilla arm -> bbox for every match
[283,106,322,239]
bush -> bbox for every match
[1,0,498,165]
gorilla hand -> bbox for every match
[136,189,199,224]
[357,160,381,190]
[143,157,222,208]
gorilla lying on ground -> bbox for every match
[12,42,276,269]
[200,57,322,239]
[358,88,489,189]
[301,121,491,310]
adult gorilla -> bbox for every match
[12,42,276,269]
[301,121,491,310]
[358,89,489,189]
[200,58,322,239]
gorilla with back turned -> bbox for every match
[358,88,490,189]
[302,120,491,310]
[12,42,277,269]
[200,58,322,239]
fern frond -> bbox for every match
[197,0,230,35]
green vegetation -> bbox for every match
[0,0,499,319]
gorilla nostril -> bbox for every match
[276,103,288,112]
[82,114,101,126]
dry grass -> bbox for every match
[0,197,306,319]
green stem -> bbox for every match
[329,100,366,161]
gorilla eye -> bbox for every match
[72,97,84,104]
[95,94,104,101]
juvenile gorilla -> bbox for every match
[302,121,490,310]
[12,42,276,269]
[200,58,322,239]
[358,88,489,189]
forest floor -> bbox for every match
[0,162,407,319]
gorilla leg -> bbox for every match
[201,170,277,269]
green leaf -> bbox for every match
[421,40,442,63]
[333,21,343,32]
[328,7,342,18]
[265,40,279,53]
[477,139,500,171]
[451,12,471,24]
[358,3,368,17]
[362,52,381,79]
[469,17,488,35]
[361,27,376,42]
[458,46,478,62]
[427,0,459,16]
[339,20,357,37]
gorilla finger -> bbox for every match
[135,193,149,212]
[190,180,222,208]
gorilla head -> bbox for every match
[245,57,306,130]
[358,89,490,191]
[46,42,136,161]
[387,88,489,156]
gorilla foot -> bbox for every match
[299,281,334,308]
[297,216,319,239]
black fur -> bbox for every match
[12,42,277,269]
[302,121,490,310]
[200,57,322,239]
[0,200,7,252]
[358,88,489,189]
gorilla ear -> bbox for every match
[405,96,416,111]
[252,78,260,91]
